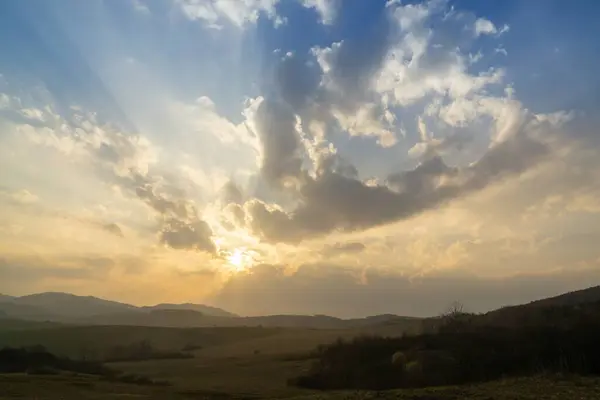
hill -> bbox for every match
[0,292,236,324]
[0,292,413,329]
[472,285,600,328]
[143,303,237,317]
[527,285,600,307]
[14,292,138,318]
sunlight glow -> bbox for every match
[227,248,253,271]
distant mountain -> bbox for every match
[14,292,138,318]
[6,285,599,330]
[0,301,59,321]
[144,303,238,317]
[0,292,236,324]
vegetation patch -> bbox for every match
[291,303,600,390]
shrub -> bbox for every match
[291,316,600,390]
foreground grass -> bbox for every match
[2,374,600,399]
[286,375,600,400]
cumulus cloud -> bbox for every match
[474,18,498,36]
[160,218,216,253]
[245,111,566,243]
[300,0,338,25]
[217,0,576,245]
[175,0,283,28]
[245,96,306,187]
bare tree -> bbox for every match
[439,301,472,333]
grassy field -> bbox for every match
[2,321,600,399]
[0,325,286,359]
[2,373,600,399]
[0,321,415,361]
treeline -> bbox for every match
[0,346,113,375]
[103,340,193,362]
[291,303,600,390]
[0,346,169,386]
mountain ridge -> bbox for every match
[2,285,599,329]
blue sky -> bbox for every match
[1,0,599,316]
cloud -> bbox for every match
[211,261,600,317]
[131,177,217,253]
[474,18,498,36]
[245,110,565,243]
[160,218,216,253]
[102,223,124,237]
[245,96,306,187]
[132,0,150,14]
[300,0,338,25]
[223,0,574,246]
[4,97,217,255]
[375,2,506,108]
[175,0,283,28]
[10,190,39,205]
[321,242,365,257]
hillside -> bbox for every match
[143,303,238,317]
[0,292,235,324]
[15,292,138,318]
[0,292,413,329]
[527,285,600,307]
[474,284,600,328]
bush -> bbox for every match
[291,316,600,390]
[0,346,115,376]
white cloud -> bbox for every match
[331,103,397,147]
[132,0,150,14]
[175,0,283,28]
[474,18,497,36]
[300,0,338,25]
[170,96,257,149]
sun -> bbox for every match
[227,248,250,271]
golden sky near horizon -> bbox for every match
[1,0,600,317]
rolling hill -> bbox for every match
[0,292,235,324]
[0,292,409,329]
[143,303,237,317]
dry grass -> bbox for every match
[2,373,600,399]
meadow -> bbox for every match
[2,290,600,399]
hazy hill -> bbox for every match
[0,292,411,329]
[0,302,60,321]
[14,292,138,318]
[4,285,599,330]
[144,303,238,317]
[0,292,235,324]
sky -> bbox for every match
[1,0,600,318]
